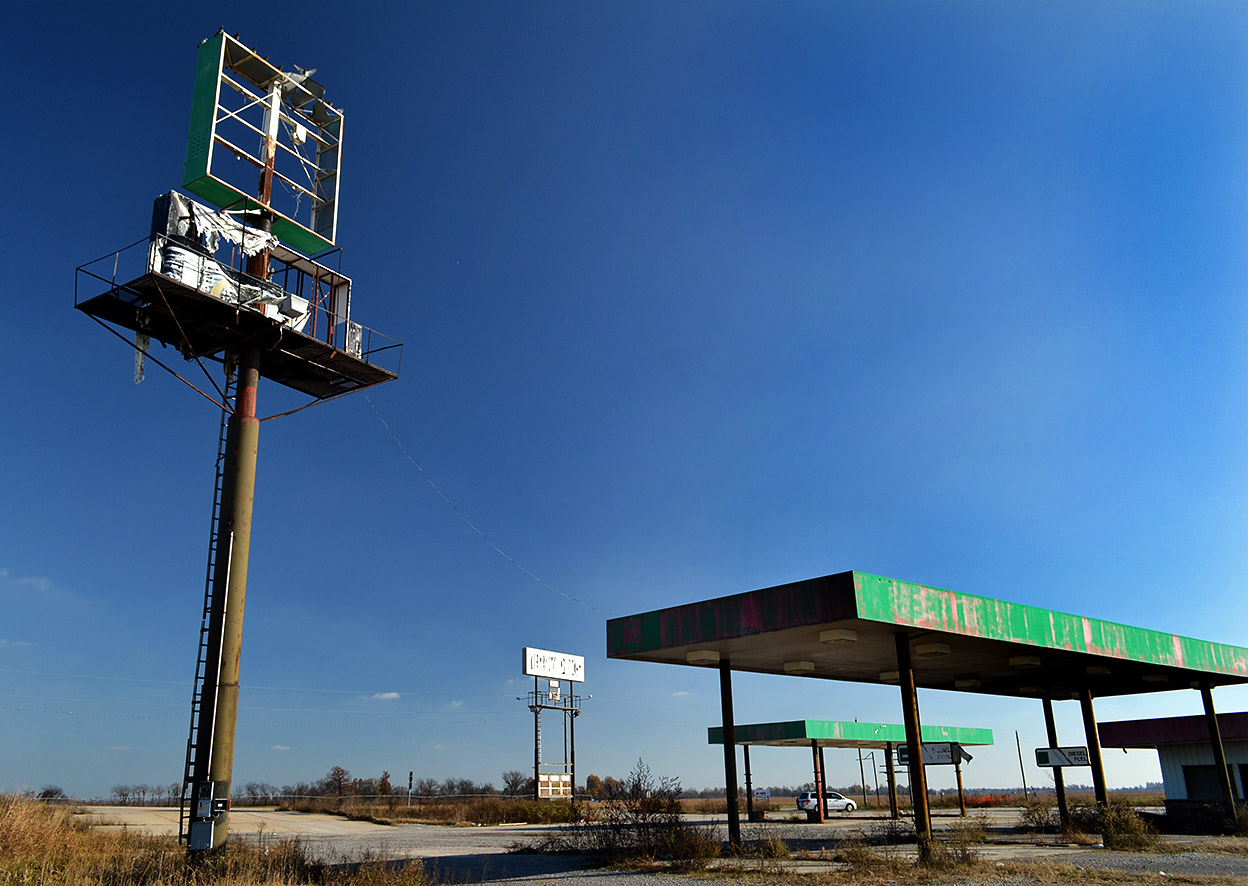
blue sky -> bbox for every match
[3,0,1247,800]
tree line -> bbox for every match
[92,767,970,806]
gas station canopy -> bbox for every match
[607,571,1248,699]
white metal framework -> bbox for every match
[183,30,343,254]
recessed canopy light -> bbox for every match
[1010,655,1042,669]
[1086,666,1111,677]
[915,642,950,658]
[820,629,858,644]
[880,671,900,683]
[954,679,981,690]
[784,660,816,674]
[686,650,720,664]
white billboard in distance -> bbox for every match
[523,647,585,682]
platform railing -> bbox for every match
[75,236,402,379]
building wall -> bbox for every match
[1157,741,1248,800]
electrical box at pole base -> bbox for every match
[188,820,214,851]
[188,781,229,850]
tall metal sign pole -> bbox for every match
[75,29,402,853]
[522,648,585,803]
[193,74,280,851]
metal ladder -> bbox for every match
[178,359,237,843]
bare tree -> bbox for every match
[320,765,351,797]
[501,770,529,796]
[415,777,438,797]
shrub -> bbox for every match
[1069,799,1156,850]
[592,758,685,859]
[1234,802,1248,837]
[865,818,914,845]
[529,759,721,867]
[921,835,980,868]
[948,812,989,844]
[1019,797,1057,832]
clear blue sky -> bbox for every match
[3,0,1247,800]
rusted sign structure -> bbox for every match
[707,719,992,822]
[522,648,585,802]
[75,30,400,851]
[607,570,1248,851]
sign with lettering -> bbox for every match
[897,742,969,765]
[1035,746,1090,768]
[523,647,585,682]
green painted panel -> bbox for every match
[851,572,1248,678]
[707,721,810,745]
[183,175,332,255]
[182,33,224,193]
[919,724,994,745]
[708,719,994,747]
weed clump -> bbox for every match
[0,793,433,885]
[1069,799,1157,850]
[525,759,722,869]
[1019,796,1058,832]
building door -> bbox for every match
[1183,764,1239,800]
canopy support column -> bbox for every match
[1200,682,1236,817]
[744,745,754,821]
[1078,689,1108,806]
[885,741,898,819]
[1042,696,1070,827]
[896,633,931,858]
[718,659,740,849]
[810,740,825,822]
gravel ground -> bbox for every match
[1036,846,1248,879]
[81,806,1248,884]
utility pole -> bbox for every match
[1016,731,1030,800]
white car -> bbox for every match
[796,790,856,813]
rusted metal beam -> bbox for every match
[1200,683,1236,817]
[203,345,262,848]
[1079,689,1109,806]
[810,739,824,823]
[819,745,829,820]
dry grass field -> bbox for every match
[7,793,1248,885]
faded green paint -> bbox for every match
[707,719,994,748]
[606,574,857,657]
[852,572,1248,677]
[181,176,332,255]
[182,33,223,191]
[605,570,1248,681]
